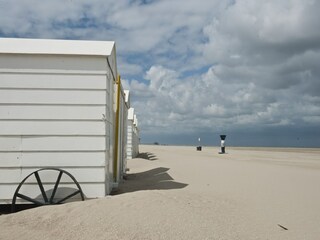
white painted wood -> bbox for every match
[22,136,107,151]
[0,89,106,105]
[0,38,120,202]
[0,38,115,56]
[0,152,105,167]
[0,152,22,166]
[124,90,130,108]
[0,121,105,135]
[21,152,106,167]
[0,105,107,120]
[0,136,106,151]
[115,85,129,180]
[0,73,108,90]
[0,69,107,75]
[0,55,108,72]
[127,107,139,159]
[0,137,21,151]
[128,108,134,120]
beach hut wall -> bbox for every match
[127,108,139,159]
[0,38,121,204]
[122,90,130,176]
[133,114,140,157]
[127,108,135,160]
[112,79,130,186]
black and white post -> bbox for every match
[219,135,226,154]
[197,137,202,151]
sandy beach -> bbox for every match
[1,145,320,240]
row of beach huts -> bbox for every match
[0,38,140,206]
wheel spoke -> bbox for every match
[12,168,84,212]
[34,172,48,203]
[50,171,63,203]
[56,190,81,204]
[16,193,43,205]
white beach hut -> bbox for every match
[121,90,130,176]
[0,38,124,206]
[127,108,140,159]
[112,81,130,185]
[133,114,140,156]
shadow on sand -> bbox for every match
[112,167,188,195]
[137,152,158,161]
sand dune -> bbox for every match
[1,145,320,239]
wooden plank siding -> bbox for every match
[0,40,116,203]
[118,87,129,178]
[127,108,139,159]
[127,124,134,159]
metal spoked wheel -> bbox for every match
[12,168,84,212]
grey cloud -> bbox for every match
[0,0,319,145]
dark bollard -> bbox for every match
[196,137,202,151]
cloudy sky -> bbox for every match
[1,0,320,147]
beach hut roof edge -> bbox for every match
[0,38,115,56]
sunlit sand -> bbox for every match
[1,145,319,239]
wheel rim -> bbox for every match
[12,168,84,212]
